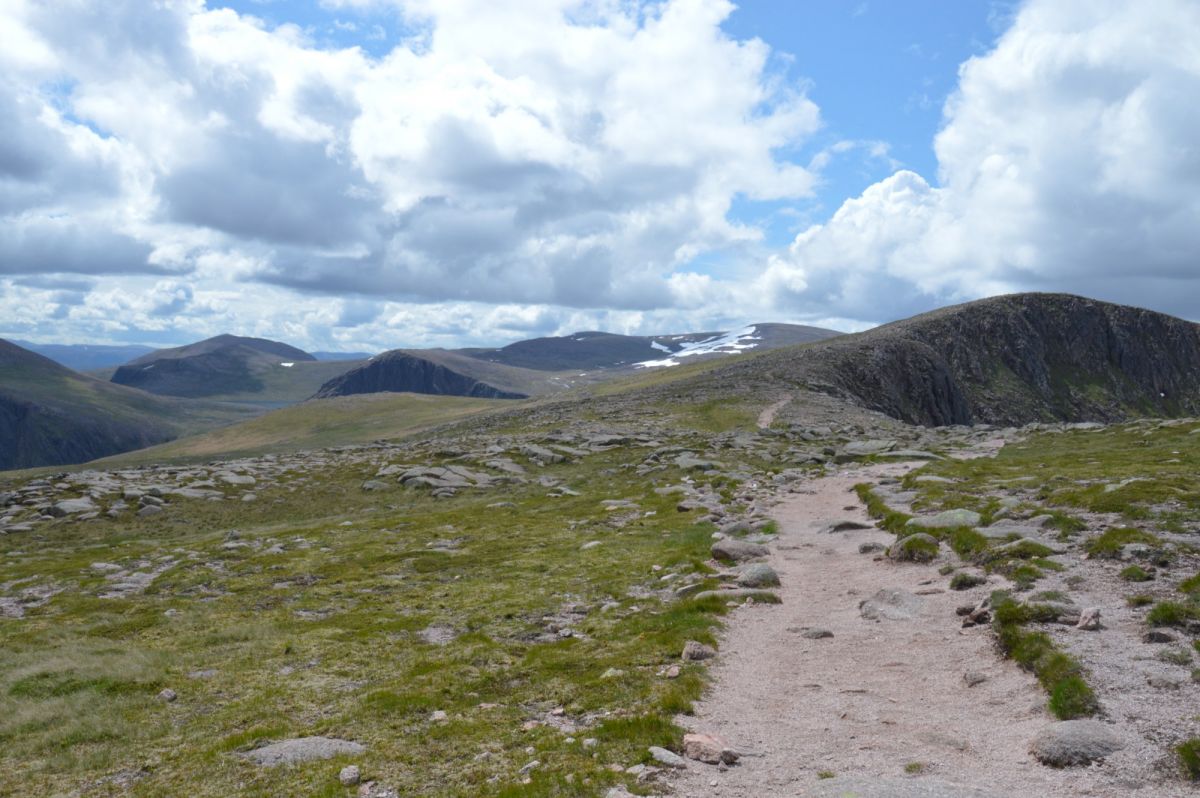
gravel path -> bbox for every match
[669,462,1129,797]
[756,396,792,429]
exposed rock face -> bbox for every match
[714,294,1200,426]
[314,351,526,400]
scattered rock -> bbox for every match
[798,627,833,640]
[340,765,361,786]
[157,688,178,702]
[858,542,885,554]
[736,563,780,588]
[711,540,768,563]
[819,519,872,534]
[683,733,739,765]
[1142,629,1175,644]
[1075,607,1101,631]
[859,588,923,621]
[682,640,717,661]
[241,737,365,766]
[963,671,988,688]
[648,746,687,769]
[1030,720,1125,766]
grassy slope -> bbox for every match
[93,393,508,466]
[0,414,774,796]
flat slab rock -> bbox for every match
[241,736,365,766]
[859,588,924,621]
[906,509,981,530]
[1030,720,1125,766]
[808,777,1005,797]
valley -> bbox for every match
[1,295,1198,796]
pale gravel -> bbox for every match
[668,461,1169,798]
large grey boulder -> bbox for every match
[241,736,365,766]
[1030,720,1125,766]
[50,497,97,517]
[711,540,768,563]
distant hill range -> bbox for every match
[109,335,363,404]
[11,341,156,371]
[705,293,1200,426]
[0,339,256,470]
[315,323,841,400]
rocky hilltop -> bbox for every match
[111,335,318,398]
[714,293,1200,426]
[313,351,529,400]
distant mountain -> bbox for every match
[111,334,330,399]
[312,351,375,361]
[707,293,1200,426]
[10,341,156,371]
[314,351,528,400]
[459,323,840,371]
[0,339,256,470]
[312,322,842,402]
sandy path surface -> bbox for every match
[669,462,1121,798]
[757,396,792,429]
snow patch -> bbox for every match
[649,341,671,353]
[635,326,762,368]
[279,362,294,368]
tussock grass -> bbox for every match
[992,593,1098,720]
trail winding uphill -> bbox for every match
[667,460,1189,798]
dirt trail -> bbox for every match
[757,396,792,429]
[669,462,1110,797]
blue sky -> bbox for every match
[2,0,1198,351]
[212,0,1012,247]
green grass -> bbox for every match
[1147,601,1200,628]
[1119,565,1155,582]
[1084,528,1161,560]
[853,484,912,534]
[949,573,986,591]
[0,435,745,796]
[93,393,507,466]
[1179,738,1200,781]
[992,593,1098,719]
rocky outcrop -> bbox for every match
[313,351,526,400]
[714,294,1200,427]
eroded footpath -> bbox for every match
[669,461,1175,798]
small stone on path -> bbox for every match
[649,746,687,769]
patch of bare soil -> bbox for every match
[756,396,792,429]
[669,462,1168,797]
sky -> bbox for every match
[1,0,1197,352]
